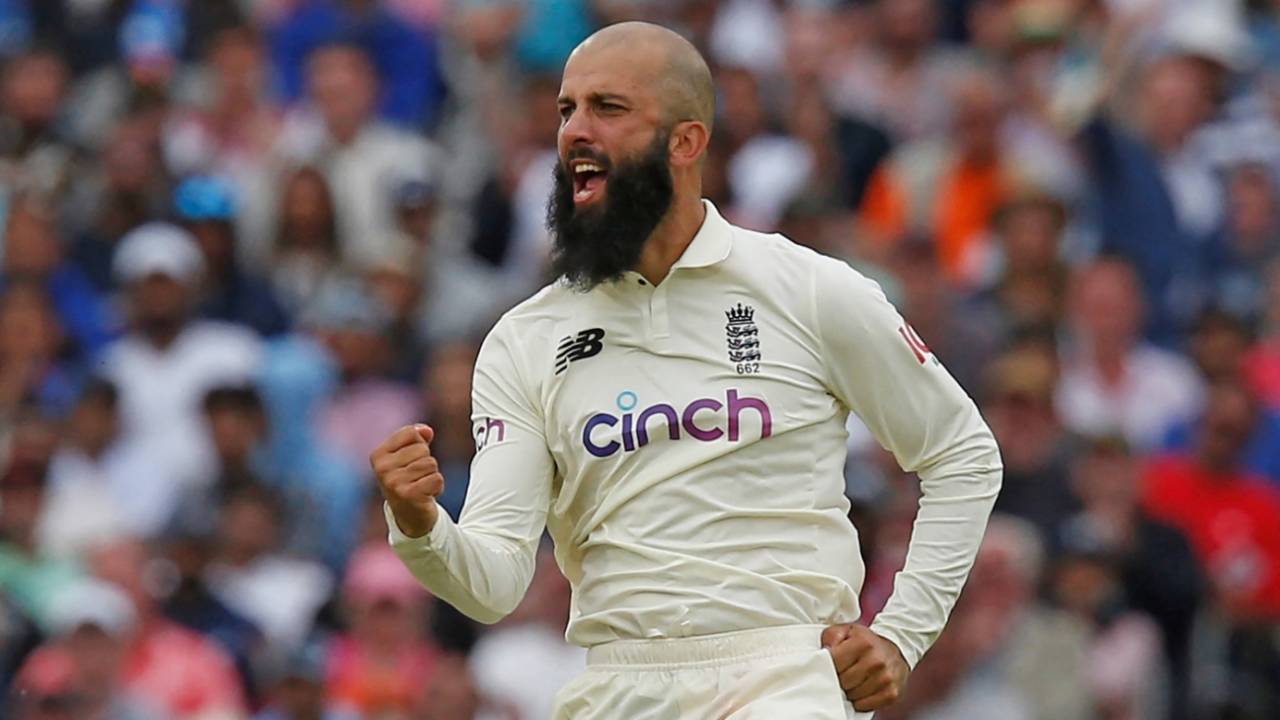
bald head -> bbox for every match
[551,21,715,286]
[569,21,715,132]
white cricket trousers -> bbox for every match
[550,625,873,719]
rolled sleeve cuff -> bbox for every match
[868,621,924,670]
[384,502,452,552]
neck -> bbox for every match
[1090,338,1128,384]
[1199,459,1231,477]
[329,120,364,146]
[634,194,706,286]
[76,438,110,460]
[142,323,183,351]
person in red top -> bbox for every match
[90,538,248,719]
[1141,380,1280,621]
[326,543,440,717]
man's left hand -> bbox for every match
[822,624,909,711]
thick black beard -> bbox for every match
[547,131,674,292]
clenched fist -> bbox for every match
[822,624,909,711]
[370,424,445,538]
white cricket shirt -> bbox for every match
[388,201,1002,667]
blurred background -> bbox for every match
[0,0,1278,718]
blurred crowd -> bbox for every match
[0,0,1278,719]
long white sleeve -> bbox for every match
[813,258,1003,668]
[387,321,555,624]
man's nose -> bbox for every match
[560,107,594,147]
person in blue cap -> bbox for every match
[174,175,290,337]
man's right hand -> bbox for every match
[370,424,445,538]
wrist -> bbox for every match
[391,501,438,539]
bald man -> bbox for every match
[370,22,1001,719]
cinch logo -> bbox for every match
[582,389,773,458]
[473,417,506,451]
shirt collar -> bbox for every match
[670,200,733,271]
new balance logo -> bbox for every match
[555,328,605,374]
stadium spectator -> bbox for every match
[983,345,1078,539]
[326,543,440,718]
[1069,47,1232,344]
[429,75,557,339]
[0,48,74,199]
[421,650,516,720]
[364,245,425,382]
[0,459,78,629]
[99,223,263,533]
[0,590,41,697]
[35,379,150,558]
[15,579,166,720]
[1142,380,1280,717]
[253,639,359,720]
[66,121,170,293]
[0,281,79,422]
[275,42,439,267]
[174,175,291,336]
[159,521,264,710]
[858,61,1020,286]
[1202,161,1280,321]
[393,174,518,353]
[63,0,189,153]
[1165,309,1280,485]
[268,0,445,128]
[1056,259,1204,450]
[827,0,952,142]
[88,538,248,719]
[882,515,1091,720]
[204,482,333,655]
[1048,524,1168,720]
[1,192,116,361]
[163,23,284,260]
[270,166,345,317]
[966,189,1070,342]
[1059,436,1202,718]
[1141,380,1280,621]
[255,330,367,571]
[884,236,999,394]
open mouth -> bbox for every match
[571,159,608,205]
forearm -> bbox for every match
[386,503,538,624]
[869,440,1002,668]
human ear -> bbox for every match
[668,121,709,168]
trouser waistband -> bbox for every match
[586,625,826,668]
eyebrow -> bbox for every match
[558,92,632,106]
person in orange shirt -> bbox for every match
[858,63,1014,286]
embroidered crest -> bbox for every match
[725,303,761,370]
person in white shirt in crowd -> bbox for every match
[274,42,439,270]
[371,22,1002,718]
[99,223,262,536]
[37,379,157,557]
[203,482,333,654]
[1055,258,1205,451]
